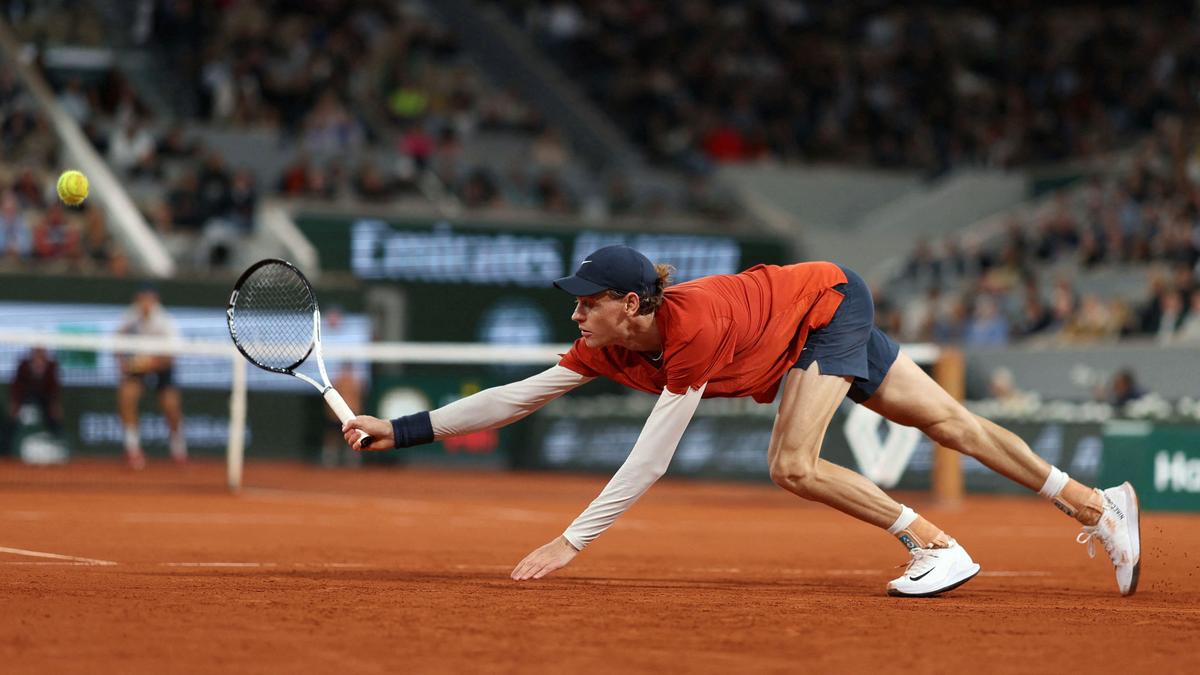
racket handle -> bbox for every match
[354,430,375,451]
[323,388,375,450]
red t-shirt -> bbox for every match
[558,262,848,403]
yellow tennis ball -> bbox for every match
[57,170,89,206]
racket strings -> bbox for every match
[230,264,317,371]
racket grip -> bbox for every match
[323,388,375,450]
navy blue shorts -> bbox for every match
[793,266,900,403]
[124,366,176,393]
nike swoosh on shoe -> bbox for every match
[909,568,935,581]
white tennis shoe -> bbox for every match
[887,540,980,597]
[1077,482,1141,596]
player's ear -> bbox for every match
[625,292,640,315]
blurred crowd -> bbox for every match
[507,1,1200,174]
[889,114,1200,348]
[0,62,127,275]
[147,0,704,220]
[0,0,738,277]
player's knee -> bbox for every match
[923,414,987,457]
[769,456,819,498]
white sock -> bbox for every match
[124,427,140,453]
[1037,466,1075,517]
[886,505,917,535]
[169,433,187,459]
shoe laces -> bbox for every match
[903,547,939,577]
[1076,522,1118,565]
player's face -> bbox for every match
[136,291,158,316]
[570,293,628,348]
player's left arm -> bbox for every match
[342,365,594,451]
[510,382,706,581]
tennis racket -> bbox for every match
[226,258,374,450]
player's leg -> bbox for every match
[771,266,978,596]
[766,362,892,523]
[863,349,1140,595]
[156,372,187,463]
[117,376,145,469]
[768,360,980,597]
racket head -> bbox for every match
[227,258,319,374]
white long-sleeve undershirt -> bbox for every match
[428,365,706,552]
[561,383,706,550]
[429,365,593,438]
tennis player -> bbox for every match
[344,246,1140,597]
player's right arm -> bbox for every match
[342,364,593,451]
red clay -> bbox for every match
[1,459,1197,673]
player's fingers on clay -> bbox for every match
[519,560,542,580]
[533,560,555,579]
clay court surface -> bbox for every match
[2,459,1197,674]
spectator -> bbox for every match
[302,90,364,157]
[1175,290,1200,343]
[116,286,186,469]
[353,160,394,202]
[227,169,258,231]
[1155,289,1185,343]
[108,117,158,176]
[196,151,233,221]
[1108,368,1146,411]
[4,347,63,455]
[156,125,200,160]
[963,295,1009,346]
[79,207,114,271]
[11,168,46,210]
[931,297,968,344]
[460,168,501,209]
[986,367,1035,411]
[398,123,435,170]
[1016,286,1053,338]
[278,154,313,196]
[32,205,80,262]
[167,170,205,231]
[58,77,93,124]
[0,190,32,261]
[1061,294,1119,344]
[530,127,569,170]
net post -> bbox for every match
[931,346,965,505]
[227,351,247,493]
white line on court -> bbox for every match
[2,511,50,521]
[782,568,1054,577]
[0,561,101,566]
[163,562,277,568]
[444,563,1055,578]
[979,571,1053,577]
[0,546,117,566]
[159,562,379,568]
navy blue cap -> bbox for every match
[554,245,657,297]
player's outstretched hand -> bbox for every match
[342,415,394,451]
[511,535,579,581]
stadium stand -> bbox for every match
[891,114,1200,348]
[501,2,1200,174]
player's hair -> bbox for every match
[607,263,674,315]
